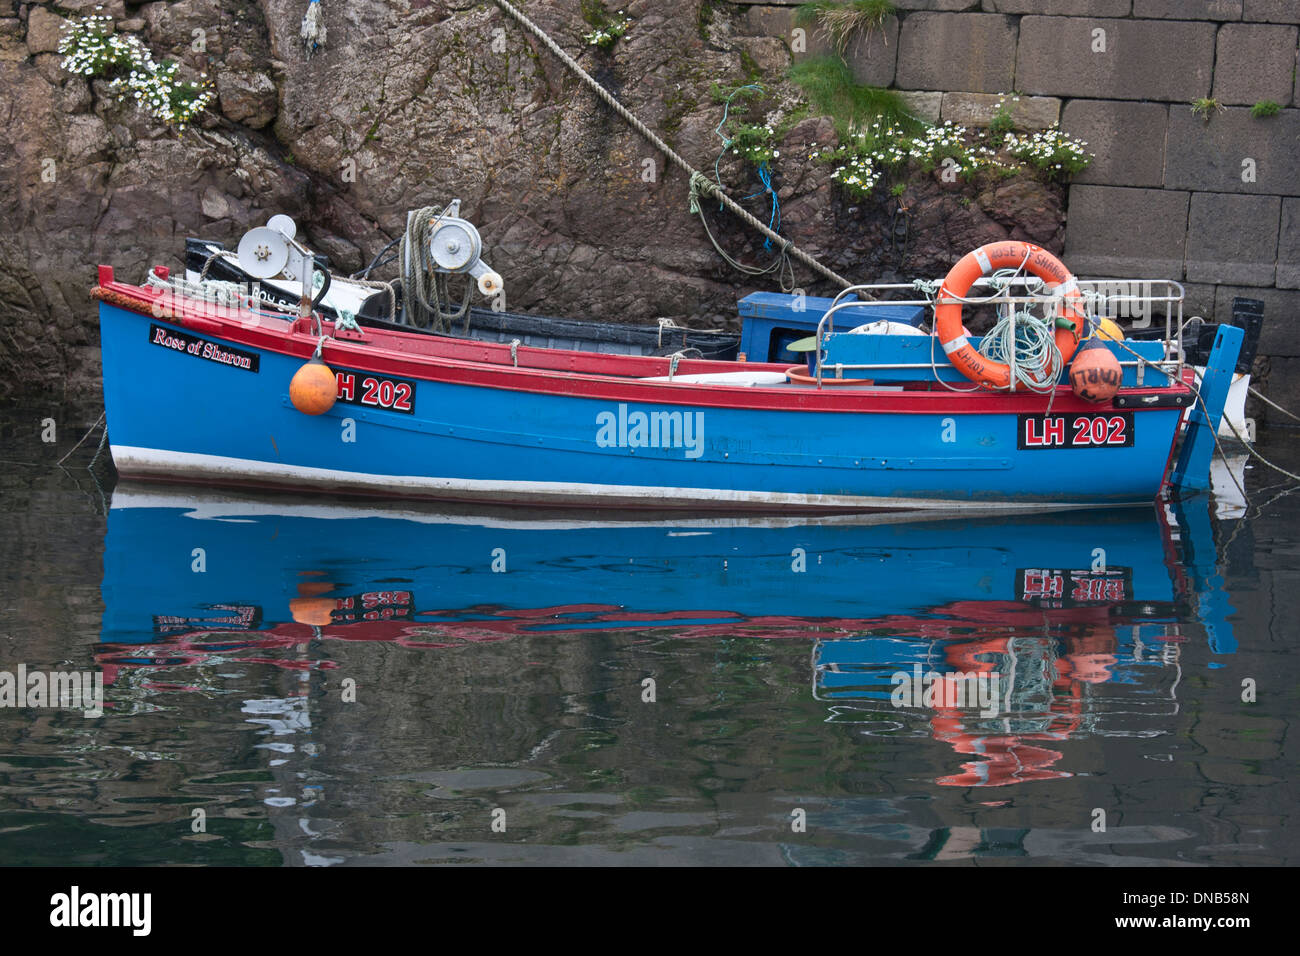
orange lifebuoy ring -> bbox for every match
[934,241,1086,391]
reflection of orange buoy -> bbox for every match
[1069,337,1122,403]
[289,597,335,626]
[296,579,335,598]
[1060,652,1118,684]
[290,357,337,415]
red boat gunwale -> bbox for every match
[95,267,1194,417]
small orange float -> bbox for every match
[1068,337,1123,403]
[290,356,337,415]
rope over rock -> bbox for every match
[490,0,859,294]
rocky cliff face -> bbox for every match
[0,0,1065,400]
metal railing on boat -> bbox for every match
[811,278,1187,389]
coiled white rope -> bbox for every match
[915,260,1062,394]
[977,309,1063,394]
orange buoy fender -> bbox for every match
[290,356,337,415]
[933,241,1087,390]
[1068,336,1123,403]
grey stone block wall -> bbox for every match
[1063,186,1191,277]
[984,0,1131,14]
[1060,100,1168,187]
[730,1,1300,416]
[1133,0,1243,18]
[940,92,1060,127]
[846,17,900,87]
[1212,23,1299,104]
[1186,193,1281,284]
[1279,199,1300,287]
[896,13,1018,92]
[1245,1,1300,23]
[1017,17,1217,100]
[1165,108,1300,195]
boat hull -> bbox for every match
[98,293,1188,512]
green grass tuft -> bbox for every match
[1190,97,1224,120]
[795,1,896,55]
[788,55,919,137]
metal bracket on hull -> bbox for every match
[1113,392,1191,409]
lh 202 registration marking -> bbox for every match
[1017,413,1134,449]
[334,369,416,415]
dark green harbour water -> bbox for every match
[0,404,1296,866]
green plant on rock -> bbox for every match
[713,84,783,171]
[907,122,1002,175]
[809,119,985,200]
[711,80,761,106]
[987,94,1019,147]
[727,122,780,166]
[807,115,1089,202]
[583,11,631,49]
[1002,126,1093,178]
[795,0,896,56]
[58,14,213,132]
[1190,97,1224,121]
[1251,100,1282,117]
[787,55,917,138]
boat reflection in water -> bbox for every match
[100,485,1233,792]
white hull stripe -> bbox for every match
[109,445,1102,513]
[109,486,1062,529]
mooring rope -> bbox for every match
[489,0,857,292]
[56,411,105,466]
[1248,383,1300,423]
[1103,334,1300,493]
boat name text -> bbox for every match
[149,324,260,373]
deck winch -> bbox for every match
[232,203,505,414]
[417,200,503,298]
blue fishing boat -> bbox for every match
[95,216,1242,511]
